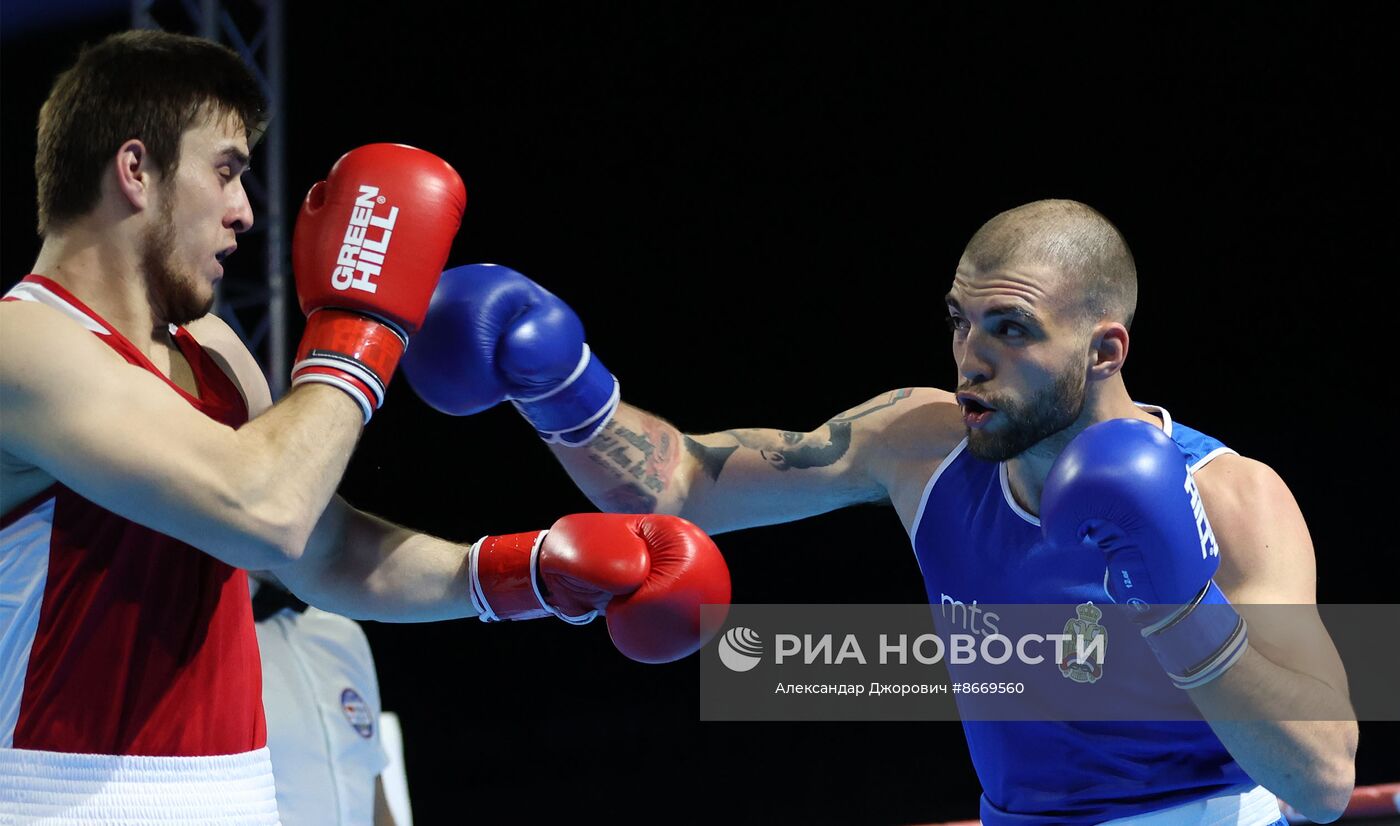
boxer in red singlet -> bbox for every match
[0,30,729,823]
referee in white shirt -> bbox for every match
[252,574,402,826]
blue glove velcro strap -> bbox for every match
[511,345,618,444]
[1141,580,1249,690]
[549,384,620,447]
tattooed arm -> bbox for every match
[547,388,961,535]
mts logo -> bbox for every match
[938,593,1000,636]
[332,185,398,294]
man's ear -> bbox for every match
[1087,321,1130,382]
[113,139,154,211]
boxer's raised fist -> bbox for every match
[1042,419,1247,689]
[292,144,466,422]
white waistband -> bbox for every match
[0,746,280,824]
[1100,784,1281,826]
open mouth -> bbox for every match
[957,393,996,428]
[215,245,236,264]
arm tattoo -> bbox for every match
[725,422,853,472]
[600,484,659,513]
[655,389,913,484]
[829,388,914,424]
[586,420,682,500]
[684,436,740,482]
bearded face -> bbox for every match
[965,359,1087,462]
[140,182,216,327]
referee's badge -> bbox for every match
[340,688,374,738]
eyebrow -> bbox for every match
[216,146,251,170]
[944,295,1042,324]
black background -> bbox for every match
[3,4,1396,824]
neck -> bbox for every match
[1003,376,1161,516]
[31,214,161,353]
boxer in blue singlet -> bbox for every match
[404,198,1359,825]
[912,405,1260,824]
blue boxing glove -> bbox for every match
[1041,419,1248,689]
[401,264,619,445]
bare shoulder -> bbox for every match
[666,386,965,534]
[1193,453,1296,517]
[1194,453,1316,603]
[183,313,273,417]
[0,299,128,506]
[842,387,965,528]
[838,387,963,477]
[697,386,961,463]
[0,298,128,379]
[2,293,87,332]
[846,386,963,458]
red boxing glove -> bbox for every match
[292,143,466,422]
[469,513,732,664]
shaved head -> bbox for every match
[962,199,1137,330]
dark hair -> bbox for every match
[35,29,267,234]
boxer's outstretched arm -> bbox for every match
[548,387,962,535]
[271,494,479,622]
[201,320,725,635]
[397,264,957,531]
[188,311,479,622]
[281,500,729,668]
[0,301,361,570]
